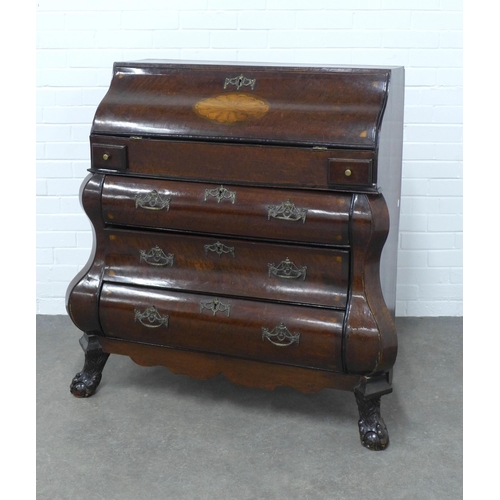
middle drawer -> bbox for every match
[104,228,349,309]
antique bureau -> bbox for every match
[67,60,404,451]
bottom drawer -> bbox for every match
[100,283,344,372]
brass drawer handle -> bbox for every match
[204,241,235,258]
[262,323,300,347]
[204,185,236,204]
[200,298,231,317]
[135,190,171,211]
[134,306,169,328]
[267,200,308,223]
[224,74,256,90]
[268,258,307,280]
[139,246,174,267]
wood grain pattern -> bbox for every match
[343,194,397,376]
[98,337,362,394]
[99,283,345,372]
[65,174,105,336]
[90,135,377,192]
[92,61,390,148]
[194,93,270,123]
[103,227,350,308]
[101,176,351,245]
[66,60,404,450]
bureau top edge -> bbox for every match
[113,59,404,72]
[92,60,404,149]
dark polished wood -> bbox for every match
[70,334,110,398]
[101,176,352,245]
[66,174,106,336]
[343,194,398,375]
[90,136,378,192]
[98,336,364,394]
[355,391,390,451]
[103,228,350,308]
[92,61,390,149]
[100,283,344,371]
[66,60,404,450]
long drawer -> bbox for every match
[102,176,351,246]
[104,228,349,309]
[99,283,344,372]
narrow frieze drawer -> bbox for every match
[92,136,377,191]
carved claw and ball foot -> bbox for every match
[70,334,110,398]
[355,391,389,451]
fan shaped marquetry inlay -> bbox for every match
[194,93,269,124]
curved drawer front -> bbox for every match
[102,176,350,246]
[104,229,349,309]
[99,283,344,372]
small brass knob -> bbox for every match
[345,169,352,177]
[102,153,110,161]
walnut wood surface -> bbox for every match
[67,61,404,450]
[102,176,351,245]
[103,227,349,308]
[343,194,397,375]
[65,174,105,336]
[93,61,390,149]
[91,136,377,191]
[98,337,362,394]
[99,283,344,372]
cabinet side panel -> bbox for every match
[377,67,404,317]
[65,173,106,336]
[343,194,397,376]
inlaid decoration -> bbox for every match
[194,93,269,124]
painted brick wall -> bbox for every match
[36,1,463,316]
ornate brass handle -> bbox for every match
[262,323,300,347]
[139,246,174,267]
[267,200,308,223]
[268,258,307,280]
[135,190,171,210]
[204,241,235,258]
[204,185,236,204]
[200,298,231,317]
[224,74,256,90]
[134,306,169,328]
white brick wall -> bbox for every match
[36,2,463,316]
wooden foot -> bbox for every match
[70,334,109,398]
[354,391,389,451]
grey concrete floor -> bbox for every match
[37,316,462,500]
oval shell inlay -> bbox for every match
[194,93,269,123]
